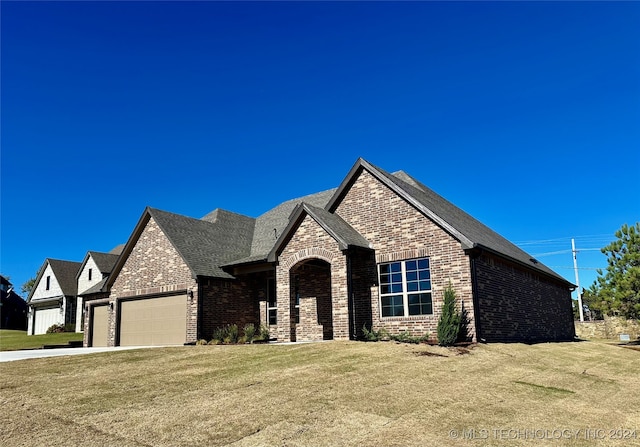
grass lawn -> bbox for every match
[1,341,638,447]
[0,329,84,351]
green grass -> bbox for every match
[0,329,84,351]
[1,340,639,447]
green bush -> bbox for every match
[243,323,256,343]
[196,339,208,346]
[46,324,65,334]
[255,324,270,342]
[226,324,239,344]
[437,282,461,346]
[212,326,228,342]
[361,325,388,342]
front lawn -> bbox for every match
[1,340,638,446]
[0,329,84,351]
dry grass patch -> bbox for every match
[1,341,638,447]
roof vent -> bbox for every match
[529,258,539,264]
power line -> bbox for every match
[514,234,612,246]
[531,248,603,257]
[548,266,602,271]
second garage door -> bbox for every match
[119,294,187,346]
[91,305,109,347]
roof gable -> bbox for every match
[249,189,336,259]
[267,203,371,262]
[327,158,571,284]
[28,258,81,301]
[106,207,255,288]
[76,251,120,281]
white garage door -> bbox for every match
[33,307,63,335]
[119,294,187,346]
[91,305,109,347]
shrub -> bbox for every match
[255,324,270,342]
[213,326,229,343]
[226,324,239,344]
[196,339,208,345]
[46,324,65,334]
[243,323,256,343]
[437,282,461,346]
[208,339,222,345]
[361,325,388,342]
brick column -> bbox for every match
[275,264,292,342]
[296,296,324,341]
[330,256,350,340]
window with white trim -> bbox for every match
[378,258,433,317]
[267,278,277,325]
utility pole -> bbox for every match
[572,238,584,322]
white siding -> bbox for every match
[28,262,66,335]
[75,296,84,332]
[31,263,63,300]
[77,256,102,295]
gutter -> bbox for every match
[28,296,65,307]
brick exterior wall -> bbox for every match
[199,275,261,340]
[473,253,575,342]
[275,215,349,342]
[96,217,199,346]
[334,169,475,342]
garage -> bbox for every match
[33,306,62,335]
[118,294,187,346]
[90,305,109,347]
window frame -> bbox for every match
[378,257,433,318]
[267,277,277,325]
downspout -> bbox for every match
[346,249,355,340]
[469,247,484,343]
[196,276,203,341]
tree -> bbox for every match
[21,277,36,297]
[437,282,461,346]
[587,223,640,320]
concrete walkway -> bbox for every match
[0,346,156,362]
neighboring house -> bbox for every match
[27,259,82,335]
[84,158,575,347]
[74,246,123,333]
[0,275,27,330]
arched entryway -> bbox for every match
[290,258,333,341]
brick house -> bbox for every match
[84,158,575,346]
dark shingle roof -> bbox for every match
[47,259,82,296]
[109,244,125,255]
[250,189,336,258]
[149,207,255,279]
[81,277,108,295]
[328,159,570,284]
[88,251,120,274]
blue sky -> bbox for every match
[2,1,638,301]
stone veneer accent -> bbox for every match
[334,169,475,341]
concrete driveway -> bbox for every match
[0,346,156,362]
